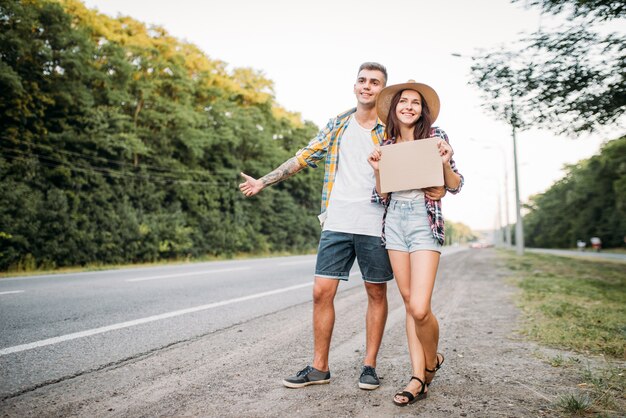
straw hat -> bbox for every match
[376,80,440,125]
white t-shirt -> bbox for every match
[323,115,385,237]
[392,188,425,201]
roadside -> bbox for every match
[527,248,626,263]
[0,249,616,417]
[504,250,625,415]
[0,250,317,279]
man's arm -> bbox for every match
[239,157,304,197]
[259,157,303,187]
[239,114,339,197]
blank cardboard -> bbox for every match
[379,138,444,193]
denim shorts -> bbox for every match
[315,230,393,283]
[385,198,442,253]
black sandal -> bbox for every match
[393,376,427,406]
[425,352,444,386]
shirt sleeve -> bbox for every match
[294,118,335,169]
[370,187,390,206]
[432,127,464,194]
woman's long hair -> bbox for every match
[385,89,433,142]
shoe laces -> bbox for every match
[297,365,314,377]
[362,366,377,378]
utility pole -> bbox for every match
[451,52,524,254]
[511,101,524,255]
[502,153,512,248]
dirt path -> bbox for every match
[1,250,586,417]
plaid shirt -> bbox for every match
[295,108,386,216]
[371,127,464,245]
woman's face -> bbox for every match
[395,89,422,127]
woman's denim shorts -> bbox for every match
[385,198,442,253]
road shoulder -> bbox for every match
[1,249,596,417]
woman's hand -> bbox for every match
[368,147,382,171]
[436,139,454,164]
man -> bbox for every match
[239,62,443,390]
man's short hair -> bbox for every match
[358,62,388,86]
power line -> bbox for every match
[4,140,238,177]
[1,146,239,186]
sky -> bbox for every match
[81,0,620,231]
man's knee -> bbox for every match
[365,282,387,304]
[313,278,338,304]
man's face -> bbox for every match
[353,69,385,107]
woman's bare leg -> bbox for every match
[408,250,441,382]
[389,250,427,403]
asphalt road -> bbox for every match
[0,255,324,398]
[1,249,466,399]
[3,247,600,417]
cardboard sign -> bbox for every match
[379,138,444,193]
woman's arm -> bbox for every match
[442,156,462,190]
[368,148,389,200]
[431,128,463,194]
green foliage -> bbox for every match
[523,136,626,248]
[579,365,625,412]
[548,354,565,367]
[544,354,624,415]
[556,393,591,415]
[470,0,625,135]
[0,0,323,271]
[514,0,624,22]
[444,220,477,245]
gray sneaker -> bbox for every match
[358,365,380,390]
[283,365,331,388]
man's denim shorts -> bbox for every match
[315,230,393,283]
[385,198,442,253]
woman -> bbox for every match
[368,80,463,406]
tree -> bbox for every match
[523,136,626,248]
[444,220,477,246]
[0,0,324,271]
[516,0,624,21]
[469,0,625,136]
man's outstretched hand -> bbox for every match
[239,172,264,197]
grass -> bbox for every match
[549,354,566,367]
[580,366,625,413]
[557,393,592,415]
[503,251,626,415]
[548,358,625,416]
[504,251,626,358]
[601,248,626,255]
[0,249,317,279]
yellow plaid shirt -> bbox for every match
[295,108,386,216]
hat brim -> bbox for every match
[376,82,440,125]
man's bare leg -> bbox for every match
[312,276,340,372]
[363,281,388,368]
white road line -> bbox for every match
[0,251,463,356]
[277,260,315,266]
[0,281,313,357]
[126,267,250,282]
[0,290,24,295]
